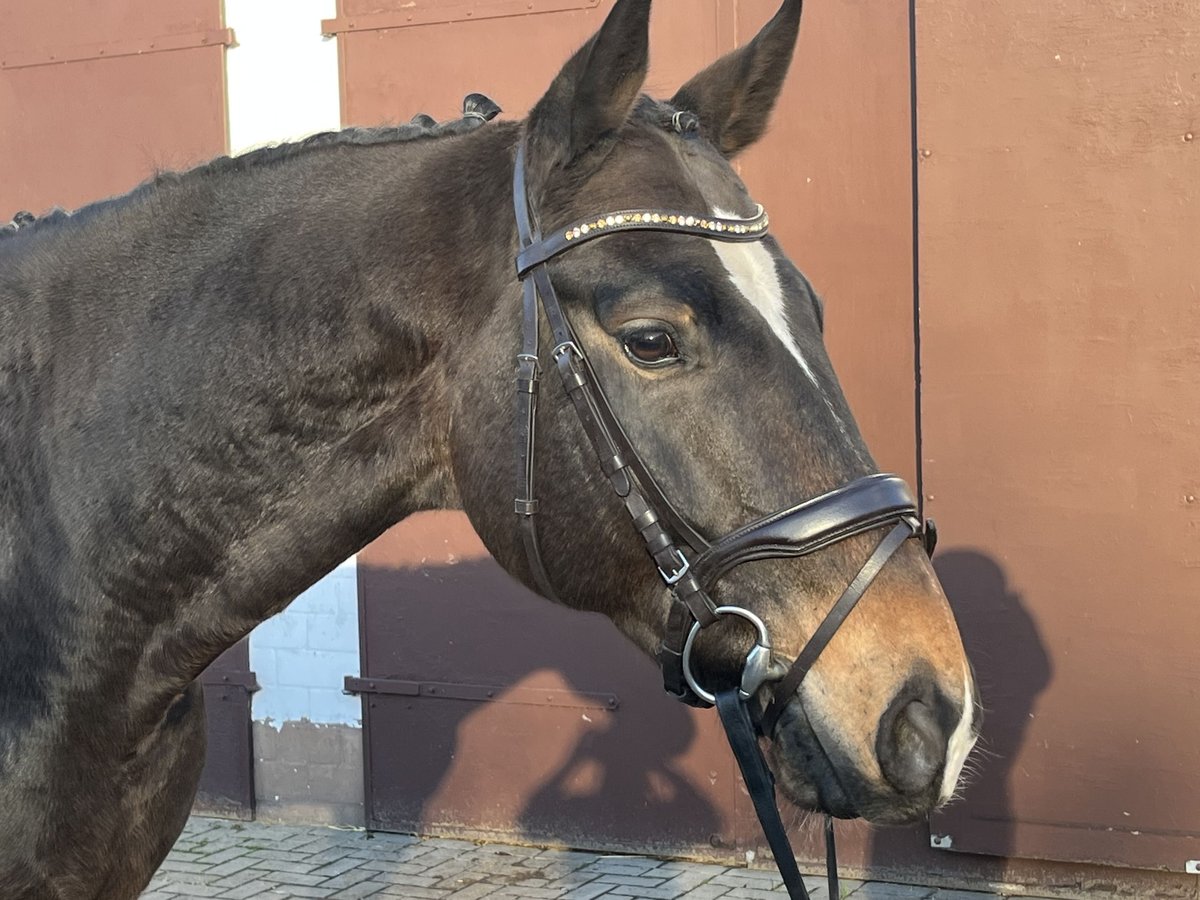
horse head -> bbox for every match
[454,0,979,825]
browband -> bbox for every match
[516,205,769,275]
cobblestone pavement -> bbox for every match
[141,818,1053,900]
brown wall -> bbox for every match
[919,0,1200,877]
[738,0,919,485]
[0,0,229,213]
[345,0,1200,891]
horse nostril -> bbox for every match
[878,698,948,796]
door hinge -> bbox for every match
[344,676,618,711]
[322,0,599,36]
[198,670,260,691]
[1,29,235,70]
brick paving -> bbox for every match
[141,818,1054,900]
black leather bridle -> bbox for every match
[512,142,936,899]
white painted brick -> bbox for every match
[308,614,359,653]
[250,647,277,683]
[256,609,308,650]
[249,553,360,725]
[254,687,311,728]
[276,650,343,688]
[310,687,360,724]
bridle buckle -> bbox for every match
[657,547,691,585]
[551,340,581,361]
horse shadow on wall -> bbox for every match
[865,549,1052,874]
[356,525,1051,861]
[356,521,724,854]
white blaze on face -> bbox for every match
[708,208,821,390]
[940,668,978,802]
[708,208,867,457]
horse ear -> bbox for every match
[525,0,651,187]
[670,0,802,158]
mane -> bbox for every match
[1,93,689,245]
[1,93,503,243]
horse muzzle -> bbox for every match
[768,667,979,824]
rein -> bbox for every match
[511,141,935,898]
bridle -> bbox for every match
[511,141,936,899]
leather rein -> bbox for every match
[511,141,936,899]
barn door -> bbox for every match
[340,0,923,863]
[354,514,738,854]
[196,640,258,820]
[919,0,1200,874]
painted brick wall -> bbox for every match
[249,559,360,728]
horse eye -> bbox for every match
[623,330,680,367]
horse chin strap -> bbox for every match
[510,139,936,900]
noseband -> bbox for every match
[512,142,935,899]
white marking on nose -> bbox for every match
[940,669,978,803]
[709,208,820,389]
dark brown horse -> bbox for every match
[0,2,978,897]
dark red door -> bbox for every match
[920,0,1200,875]
[196,642,258,820]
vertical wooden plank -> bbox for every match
[197,640,257,820]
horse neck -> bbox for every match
[52,125,522,709]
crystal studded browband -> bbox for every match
[515,204,770,276]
